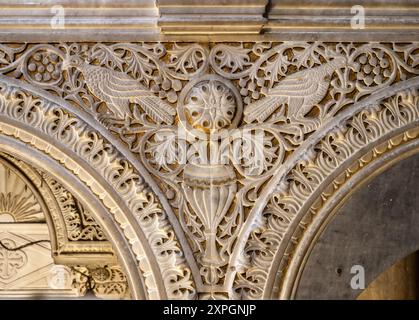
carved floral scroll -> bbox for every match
[0,42,417,299]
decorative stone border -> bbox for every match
[0,76,196,299]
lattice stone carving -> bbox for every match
[0,42,418,299]
[233,87,419,299]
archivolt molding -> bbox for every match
[280,132,419,300]
[42,174,107,242]
[0,77,195,299]
[0,153,114,260]
[0,42,418,299]
[71,265,131,299]
[233,84,419,299]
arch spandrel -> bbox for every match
[0,42,418,299]
[234,86,419,299]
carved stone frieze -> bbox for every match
[0,41,417,299]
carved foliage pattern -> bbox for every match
[42,174,106,241]
[72,265,130,299]
[0,81,195,299]
[233,88,419,299]
[0,42,418,298]
[0,239,27,280]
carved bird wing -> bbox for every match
[243,94,287,123]
[131,95,176,125]
[98,71,176,124]
[269,70,321,97]
[244,69,321,123]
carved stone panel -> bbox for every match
[0,41,417,299]
[0,152,129,299]
[0,224,76,297]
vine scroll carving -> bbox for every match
[0,42,417,299]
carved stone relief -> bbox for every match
[0,42,417,299]
[0,152,115,264]
[72,265,130,299]
[0,156,129,299]
[42,174,107,242]
[0,157,44,223]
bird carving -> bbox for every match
[244,55,348,127]
[62,55,176,124]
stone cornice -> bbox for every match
[157,0,268,35]
[0,0,418,41]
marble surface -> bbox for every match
[0,0,417,41]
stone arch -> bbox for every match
[293,151,419,299]
[0,151,115,264]
[277,138,419,299]
[0,75,196,299]
[0,147,128,298]
[232,77,419,299]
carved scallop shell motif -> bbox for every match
[0,159,44,223]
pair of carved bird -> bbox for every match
[62,53,348,128]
